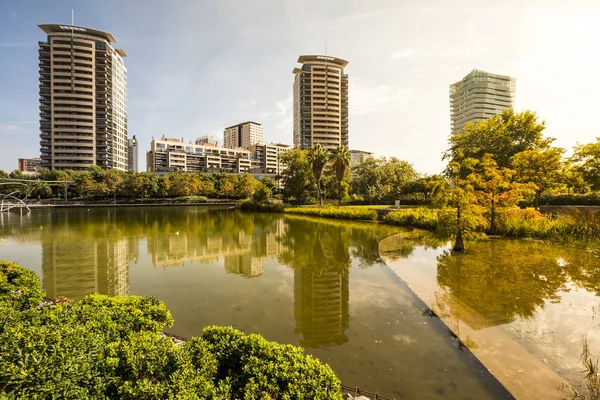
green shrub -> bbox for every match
[383,208,439,230]
[202,326,342,399]
[539,193,600,206]
[174,196,208,203]
[1,264,344,399]
[110,332,217,399]
[284,206,378,221]
[239,199,285,212]
[0,304,114,398]
[0,261,45,310]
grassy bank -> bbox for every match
[0,261,342,399]
[281,205,600,246]
[284,206,379,221]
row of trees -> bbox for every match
[281,146,424,205]
[0,166,277,202]
[281,109,600,210]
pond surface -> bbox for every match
[380,234,600,399]
[0,207,513,399]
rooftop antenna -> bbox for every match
[325,41,328,56]
[71,9,74,26]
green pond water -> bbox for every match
[4,206,569,399]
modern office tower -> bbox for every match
[450,69,516,135]
[128,135,138,172]
[196,135,219,147]
[223,121,263,149]
[349,150,373,166]
[38,24,128,171]
[248,142,290,175]
[17,158,42,174]
[293,55,349,150]
[146,136,251,174]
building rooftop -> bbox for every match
[461,69,514,81]
[224,121,262,130]
[39,24,118,43]
[297,55,349,68]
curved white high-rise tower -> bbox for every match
[38,24,128,171]
[293,55,349,150]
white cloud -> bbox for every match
[350,78,413,116]
[391,48,417,59]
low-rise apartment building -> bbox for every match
[18,158,42,174]
[146,136,251,174]
[248,142,290,175]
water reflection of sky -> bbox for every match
[380,235,600,396]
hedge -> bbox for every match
[0,262,342,399]
[539,193,600,206]
[284,206,378,221]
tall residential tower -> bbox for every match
[450,69,515,135]
[38,24,128,171]
[128,135,138,172]
[293,55,349,150]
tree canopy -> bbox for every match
[444,109,552,172]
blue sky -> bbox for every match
[1,0,599,173]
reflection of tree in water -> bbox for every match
[435,240,585,328]
[378,234,448,263]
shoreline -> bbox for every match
[378,233,569,400]
[11,201,237,209]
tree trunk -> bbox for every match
[338,181,342,206]
[489,201,496,235]
[454,229,466,252]
[317,180,323,206]
[453,205,466,252]
[535,190,540,211]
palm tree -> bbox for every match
[307,144,329,205]
[331,146,351,205]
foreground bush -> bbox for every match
[284,206,378,221]
[203,326,341,398]
[0,261,45,310]
[0,263,342,399]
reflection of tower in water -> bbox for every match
[294,268,350,347]
[42,236,129,300]
[224,254,264,278]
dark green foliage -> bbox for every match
[108,332,217,399]
[252,184,271,203]
[0,261,45,310]
[239,198,285,213]
[539,193,600,206]
[0,264,342,399]
[202,326,342,399]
